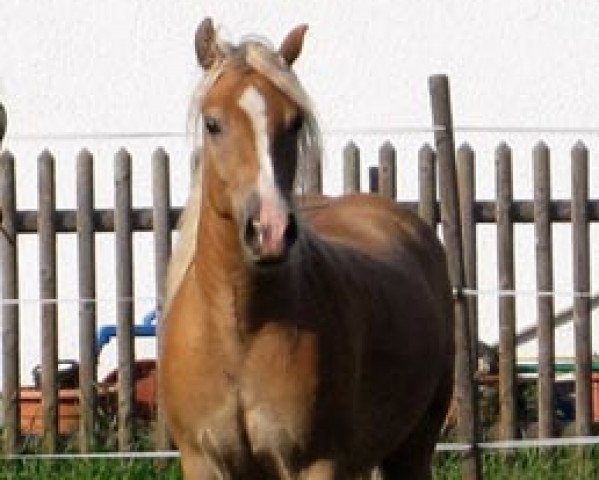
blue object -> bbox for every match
[96,309,157,355]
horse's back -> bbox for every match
[299,193,448,299]
[300,194,439,250]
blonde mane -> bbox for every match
[164,36,322,314]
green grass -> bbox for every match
[0,458,182,480]
[1,448,598,479]
[433,447,599,480]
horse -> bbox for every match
[159,18,454,480]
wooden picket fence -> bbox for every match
[1,76,599,480]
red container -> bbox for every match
[20,387,80,435]
[102,359,157,420]
[19,384,117,435]
[18,359,156,435]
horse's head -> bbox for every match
[193,18,317,265]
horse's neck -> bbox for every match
[195,199,245,279]
[193,201,248,328]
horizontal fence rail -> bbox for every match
[3,198,599,234]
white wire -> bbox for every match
[0,288,596,307]
[2,437,599,461]
[0,451,180,461]
[5,132,188,141]
[0,296,157,306]
[4,126,441,141]
[454,125,599,135]
[7,123,599,142]
[5,128,438,142]
[325,126,444,135]
[437,435,599,452]
[328,125,599,136]
[455,287,597,299]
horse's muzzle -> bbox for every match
[241,193,298,263]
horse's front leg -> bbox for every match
[299,460,337,480]
[299,461,379,480]
[180,450,229,480]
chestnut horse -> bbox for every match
[159,18,454,480]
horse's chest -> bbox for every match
[197,323,319,470]
[239,324,319,452]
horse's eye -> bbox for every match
[204,116,222,135]
[288,113,304,134]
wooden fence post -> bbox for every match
[496,143,518,441]
[571,141,592,437]
[152,148,171,451]
[368,167,379,194]
[77,149,97,453]
[304,146,322,194]
[418,144,436,229]
[378,141,396,199]
[533,142,555,439]
[457,144,478,372]
[39,150,58,453]
[115,148,135,451]
[1,150,19,454]
[343,142,360,194]
[0,103,6,145]
[429,74,481,480]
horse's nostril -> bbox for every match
[244,217,258,246]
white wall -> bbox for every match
[1,0,598,384]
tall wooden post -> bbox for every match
[429,74,481,480]
[1,150,19,454]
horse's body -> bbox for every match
[159,19,454,480]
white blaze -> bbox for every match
[238,85,277,198]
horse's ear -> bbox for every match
[279,24,308,66]
[195,17,224,70]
